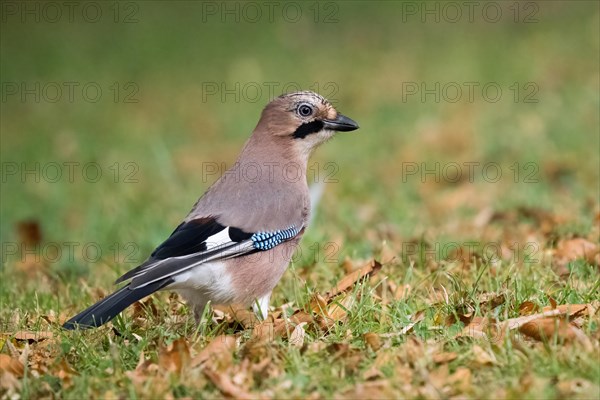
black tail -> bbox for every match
[62,279,172,330]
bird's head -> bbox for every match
[256,91,359,157]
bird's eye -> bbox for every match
[298,104,314,117]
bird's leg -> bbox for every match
[192,302,208,325]
[253,293,271,321]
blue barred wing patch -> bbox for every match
[251,226,300,250]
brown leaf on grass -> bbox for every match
[286,311,314,329]
[13,221,50,278]
[386,281,411,301]
[379,242,398,265]
[460,303,593,345]
[214,303,260,329]
[125,351,168,396]
[55,358,77,388]
[479,291,507,310]
[397,336,425,365]
[490,207,559,234]
[16,220,42,246]
[362,350,394,380]
[14,253,49,277]
[288,322,307,348]
[40,310,70,326]
[446,245,482,267]
[432,351,458,364]
[0,370,21,393]
[1,337,65,391]
[132,297,160,319]
[519,301,540,315]
[158,338,191,374]
[341,257,356,274]
[555,378,599,398]
[539,303,590,316]
[335,380,395,399]
[327,343,351,360]
[267,310,314,340]
[446,292,506,326]
[458,316,496,341]
[0,354,24,377]
[11,331,53,342]
[133,351,154,373]
[326,260,382,299]
[517,206,559,234]
[447,366,472,394]
[518,318,588,344]
[502,304,587,330]
[125,351,159,382]
[386,309,425,337]
[423,363,473,396]
[250,320,275,344]
[471,344,497,366]
[473,207,495,228]
[553,238,600,275]
[321,292,356,327]
[363,333,382,352]
[203,368,254,400]
[191,335,237,370]
[309,293,329,314]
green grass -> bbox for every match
[1,1,599,398]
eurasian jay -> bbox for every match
[63,91,359,329]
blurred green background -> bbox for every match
[1,0,598,279]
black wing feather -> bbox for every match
[62,278,173,329]
[152,218,227,259]
[116,217,234,284]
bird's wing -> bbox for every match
[115,217,301,290]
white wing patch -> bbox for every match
[204,227,234,250]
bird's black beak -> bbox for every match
[323,114,359,132]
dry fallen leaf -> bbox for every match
[251,320,275,343]
[519,301,540,316]
[458,303,593,345]
[322,292,355,326]
[555,378,599,398]
[191,335,238,370]
[125,351,168,397]
[458,316,496,341]
[40,310,70,326]
[518,318,583,343]
[203,368,254,400]
[555,238,599,264]
[392,282,412,301]
[158,338,191,374]
[505,304,590,333]
[16,220,42,246]
[363,333,382,352]
[289,322,307,348]
[432,351,458,364]
[326,260,382,299]
[14,253,49,277]
[471,344,497,366]
[132,297,160,320]
[213,303,261,329]
[335,380,395,399]
[380,309,425,337]
[11,331,53,342]
[448,366,472,394]
[0,354,24,377]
